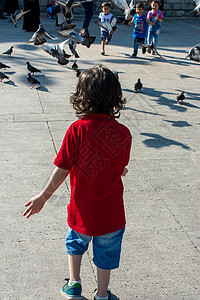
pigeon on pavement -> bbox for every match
[11,9,31,28]
[176,91,185,105]
[72,60,78,70]
[0,72,9,81]
[134,78,143,92]
[76,69,82,77]
[0,62,11,70]
[26,62,41,74]
[184,44,200,62]
[27,73,40,87]
[2,46,14,56]
[28,24,59,45]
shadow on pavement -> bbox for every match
[140,132,191,150]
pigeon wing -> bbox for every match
[16,9,31,21]
[44,30,59,40]
[95,20,112,32]
[56,0,67,7]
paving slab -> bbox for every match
[0,15,200,300]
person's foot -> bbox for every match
[94,289,112,300]
[61,279,82,299]
[131,53,137,58]
[101,51,105,55]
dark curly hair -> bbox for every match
[70,65,126,118]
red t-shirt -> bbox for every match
[54,113,132,236]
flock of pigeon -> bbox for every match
[0,0,200,98]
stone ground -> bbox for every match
[0,14,200,300]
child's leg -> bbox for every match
[96,268,111,298]
[132,37,139,56]
[101,38,106,54]
[147,29,153,45]
[68,254,82,281]
[152,28,161,49]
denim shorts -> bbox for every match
[66,227,125,270]
[100,30,111,42]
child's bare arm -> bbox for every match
[146,17,155,25]
[122,167,128,176]
[23,167,70,218]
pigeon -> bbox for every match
[2,46,14,56]
[0,72,9,81]
[134,78,143,92]
[56,0,93,17]
[138,42,163,58]
[190,0,200,14]
[41,42,69,65]
[51,49,69,65]
[28,24,59,45]
[79,28,96,46]
[72,60,78,70]
[68,40,80,58]
[96,16,117,39]
[109,0,135,23]
[11,9,31,28]
[76,69,82,77]
[184,44,200,62]
[56,39,71,58]
[58,29,94,48]
[26,62,41,74]
[27,73,40,87]
[176,91,185,105]
[0,62,11,70]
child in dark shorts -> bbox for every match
[23,65,132,300]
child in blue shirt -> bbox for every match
[129,2,149,58]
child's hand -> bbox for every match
[23,194,46,219]
[122,167,128,176]
[155,14,159,20]
[151,22,155,25]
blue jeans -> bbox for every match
[82,1,93,29]
[147,28,161,49]
[66,227,125,270]
[133,37,145,56]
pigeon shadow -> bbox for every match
[140,133,191,150]
[16,44,39,51]
[142,87,187,112]
[4,80,17,87]
[124,107,165,117]
[163,120,192,127]
[179,74,199,80]
[36,85,50,92]
[4,71,16,75]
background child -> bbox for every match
[146,0,164,54]
[98,2,114,55]
[23,65,132,300]
[129,2,148,58]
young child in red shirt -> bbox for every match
[23,65,132,300]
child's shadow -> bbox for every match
[81,293,119,300]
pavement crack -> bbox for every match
[36,89,45,113]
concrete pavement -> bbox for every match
[0,15,200,300]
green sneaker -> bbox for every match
[61,279,82,299]
[94,289,112,300]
